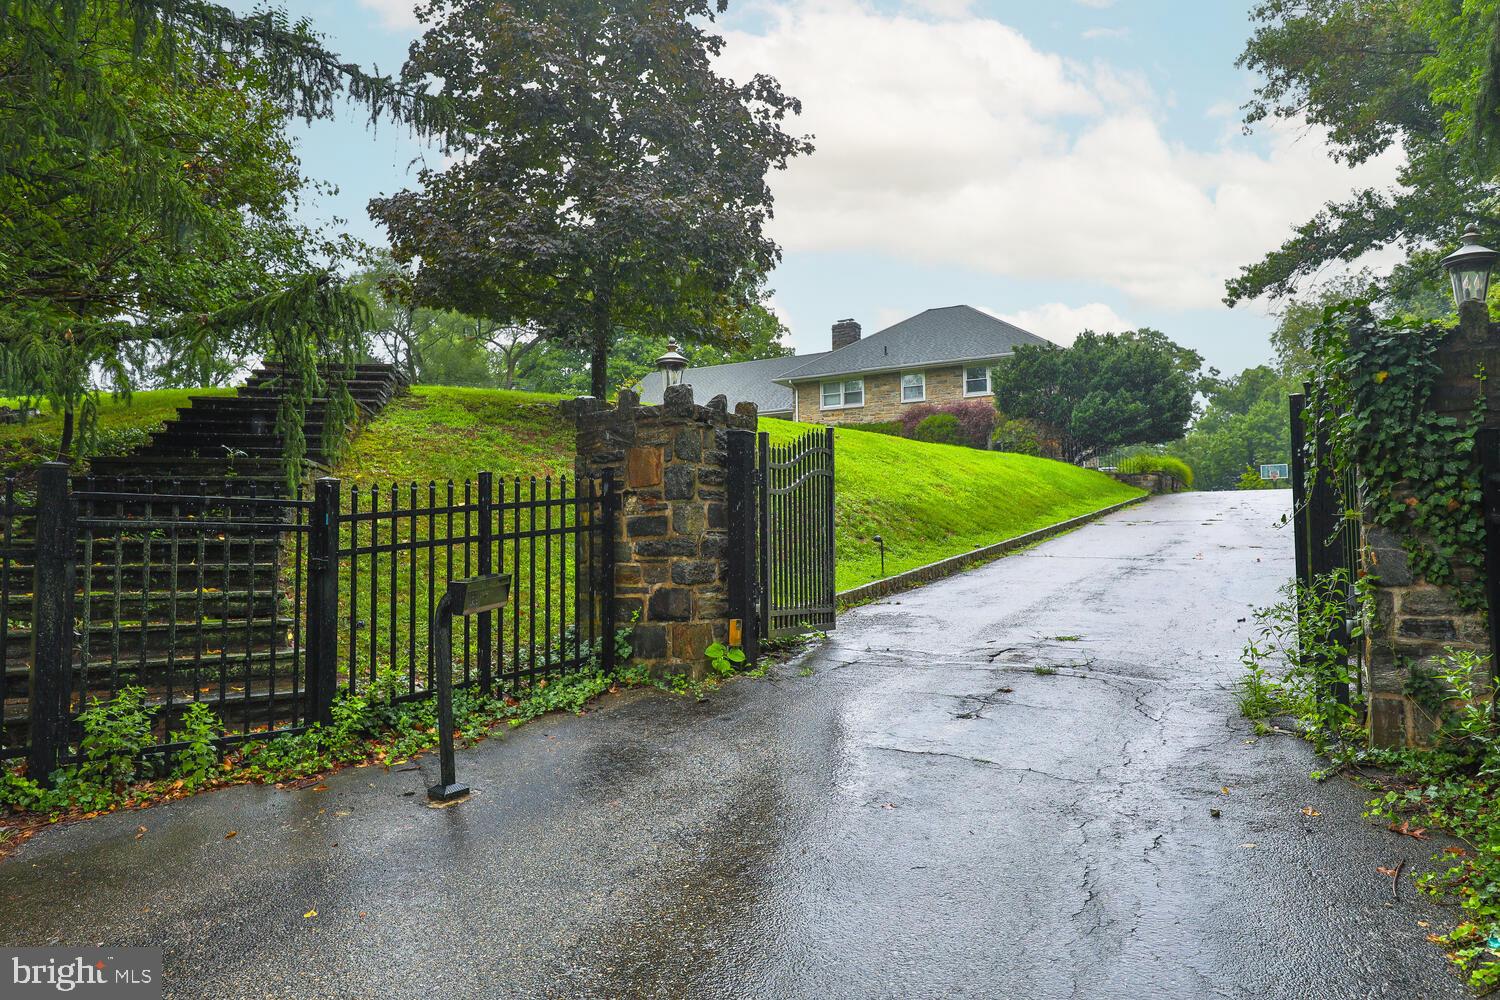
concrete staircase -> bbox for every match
[87,362,408,493]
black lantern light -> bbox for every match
[1441,226,1500,309]
[655,338,689,387]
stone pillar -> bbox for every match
[569,385,758,676]
[1363,300,1500,746]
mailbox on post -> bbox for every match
[428,573,512,802]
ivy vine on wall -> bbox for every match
[1306,303,1489,612]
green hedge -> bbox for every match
[1117,453,1194,488]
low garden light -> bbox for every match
[1441,225,1500,309]
[656,338,689,387]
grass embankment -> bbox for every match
[762,417,1143,591]
[334,386,572,483]
[0,389,235,476]
[328,388,579,695]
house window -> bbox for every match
[821,379,865,409]
[901,371,926,403]
[964,365,992,396]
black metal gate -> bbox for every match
[1289,386,1362,705]
[756,427,836,637]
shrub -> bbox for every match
[990,417,1041,456]
[1117,453,1194,488]
[168,703,224,791]
[898,399,996,448]
[858,421,903,437]
[913,413,964,446]
[76,687,157,790]
[1235,466,1284,490]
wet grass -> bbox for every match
[0,388,236,476]
[761,417,1144,591]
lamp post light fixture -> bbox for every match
[656,338,689,387]
[1441,226,1500,309]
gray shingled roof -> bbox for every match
[776,305,1050,383]
[635,352,829,414]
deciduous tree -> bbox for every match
[370,0,812,399]
[989,330,1199,464]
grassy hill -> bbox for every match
[761,418,1142,591]
[0,389,236,475]
[334,386,572,484]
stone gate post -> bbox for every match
[567,385,758,677]
[1363,300,1500,746]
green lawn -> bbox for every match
[334,386,573,485]
[0,388,235,475]
[762,417,1144,591]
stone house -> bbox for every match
[636,305,1052,425]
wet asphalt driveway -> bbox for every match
[0,491,1470,999]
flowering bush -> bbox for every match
[898,399,995,449]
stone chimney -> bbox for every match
[832,318,862,351]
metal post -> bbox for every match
[476,471,494,694]
[726,429,758,664]
[757,432,771,640]
[29,462,74,785]
[599,471,619,675]
[1480,428,1500,683]
[306,477,340,727]
[429,588,468,802]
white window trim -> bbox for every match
[963,365,993,397]
[820,378,866,410]
[900,370,927,403]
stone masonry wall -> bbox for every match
[1106,471,1188,495]
[1363,300,1498,747]
[568,385,757,677]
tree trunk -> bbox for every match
[590,331,608,400]
[57,407,74,460]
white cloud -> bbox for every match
[1082,26,1130,40]
[1075,0,1116,7]
[719,0,1403,312]
[357,0,419,30]
[989,303,1132,346]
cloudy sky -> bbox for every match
[252,0,1403,375]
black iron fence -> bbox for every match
[1289,388,1362,706]
[0,478,36,761]
[335,473,615,702]
[758,427,836,637]
[11,463,616,780]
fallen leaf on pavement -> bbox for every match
[224,831,237,839]
[1377,866,1399,878]
[1301,807,1321,817]
[1445,846,1468,857]
[304,910,317,919]
[135,825,147,840]
[1389,821,1429,841]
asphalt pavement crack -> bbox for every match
[872,746,1087,784]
